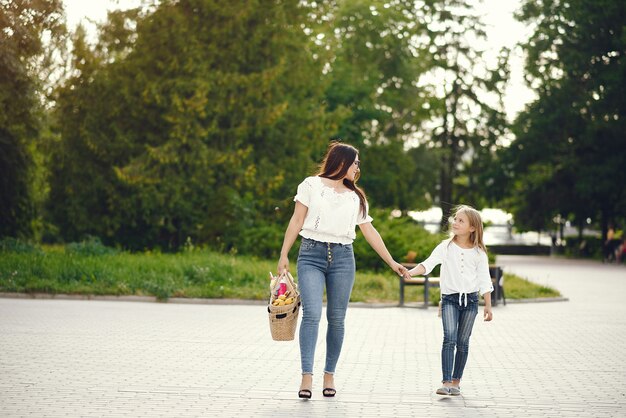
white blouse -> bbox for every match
[420,239,494,300]
[294,176,373,244]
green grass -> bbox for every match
[0,247,560,303]
[500,273,561,299]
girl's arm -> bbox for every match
[483,292,493,321]
[477,252,494,321]
[407,263,426,276]
[477,252,494,295]
[277,201,308,275]
[358,222,409,277]
[408,241,445,277]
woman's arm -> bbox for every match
[277,201,308,275]
[358,222,409,277]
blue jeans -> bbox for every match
[297,238,356,375]
[441,292,479,382]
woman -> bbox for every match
[277,141,409,399]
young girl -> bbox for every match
[407,205,493,396]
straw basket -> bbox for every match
[268,272,301,341]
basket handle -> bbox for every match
[283,271,297,290]
[270,271,298,296]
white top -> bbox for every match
[420,238,493,301]
[294,176,373,244]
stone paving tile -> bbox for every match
[1,256,625,417]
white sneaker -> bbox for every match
[449,387,461,396]
[436,386,451,395]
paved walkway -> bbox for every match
[0,256,625,417]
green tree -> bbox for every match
[49,0,335,250]
[421,0,509,230]
[359,142,439,212]
[0,0,65,238]
[324,0,432,146]
[501,0,626,238]
[320,0,436,210]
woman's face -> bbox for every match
[345,155,360,181]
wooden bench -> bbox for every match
[399,273,439,308]
[490,265,506,307]
[399,263,505,307]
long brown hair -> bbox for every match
[450,205,487,253]
[316,141,368,217]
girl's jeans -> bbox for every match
[297,238,355,375]
[440,292,479,383]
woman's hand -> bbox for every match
[391,261,411,279]
[277,255,289,275]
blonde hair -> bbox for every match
[450,205,487,253]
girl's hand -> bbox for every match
[407,263,425,277]
[277,256,289,275]
[483,306,493,322]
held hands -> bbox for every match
[391,261,412,280]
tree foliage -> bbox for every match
[0,0,65,238]
[319,0,438,210]
[49,0,335,250]
[425,0,509,229]
[499,0,626,236]
[19,0,624,256]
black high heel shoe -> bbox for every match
[298,389,312,399]
[322,388,336,397]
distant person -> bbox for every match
[604,226,617,263]
[578,239,589,257]
[550,232,558,256]
[407,205,493,396]
[617,238,626,264]
[277,141,409,399]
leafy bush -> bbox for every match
[139,272,177,301]
[227,209,444,270]
[65,236,119,256]
[0,238,42,254]
[234,221,285,259]
[353,209,444,270]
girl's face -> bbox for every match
[452,211,475,237]
[345,156,360,181]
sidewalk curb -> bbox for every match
[0,292,568,307]
[0,292,266,305]
[499,296,569,303]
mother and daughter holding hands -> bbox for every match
[277,142,494,399]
